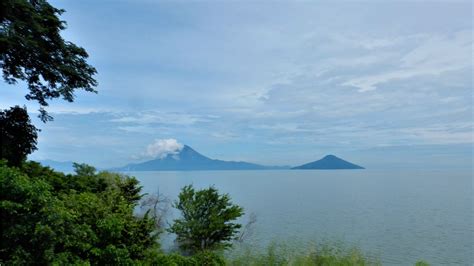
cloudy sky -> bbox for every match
[1,0,472,168]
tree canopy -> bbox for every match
[0,161,160,264]
[169,185,244,253]
[0,0,97,121]
[0,105,38,166]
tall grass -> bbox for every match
[153,240,430,265]
[225,241,381,266]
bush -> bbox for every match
[152,251,225,266]
[154,253,198,266]
[0,161,160,264]
[225,241,381,266]
[193,251,226,266]
[169,185,244,254]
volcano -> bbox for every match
[292,155,364,170]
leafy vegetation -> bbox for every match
[0,159,239,264]
[0,106,39,166]
[0,161,160,264]
[226,242,379,266]
[225,242,432,266]
[0,0,97,121]
[169,185,244,254]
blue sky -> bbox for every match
[1,0,472,168]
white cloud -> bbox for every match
[15,2,472,166]
[143,138,184,159]
[117,125,158,133]
[211,131,239,140]
[110,111,214,126]
[400,122,474,144]
[341,30,472,92]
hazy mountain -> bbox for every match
[114,145,285,171]
[292,155,364,170]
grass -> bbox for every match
[225,241,381,266]
[224,241,430,266]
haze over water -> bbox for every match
[133,169,473,265]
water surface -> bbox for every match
[131,169,473,265]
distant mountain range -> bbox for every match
[292,155,364,170]
[39,145,365,172]
[112,145,288,171]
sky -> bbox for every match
[1,0,472,168]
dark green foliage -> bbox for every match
[193,251,226,266]
[169,185,244,254]
[0,161,160,264]
[0,106,38,166]
[0,0,97,121]
[73,162,97,177]
[117,175,143,204]
[20,160,66,190]
[154,253,199,265]
[0,162,58,264]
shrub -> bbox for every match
[193,251,226,266]
[169,185,244,254]
[0,161,160,264]
[225,241,381,266]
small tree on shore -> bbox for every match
[169,185,244,254]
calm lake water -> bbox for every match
[131,169,473,265]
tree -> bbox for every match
[169,185,244,254]
[140,189,171,232]
[0,105,38,166]
[0,162,59,264]
[0,161,160,264]
[0,0,97,121]
[73,162,96,177]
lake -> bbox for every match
[131,169,473,265]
